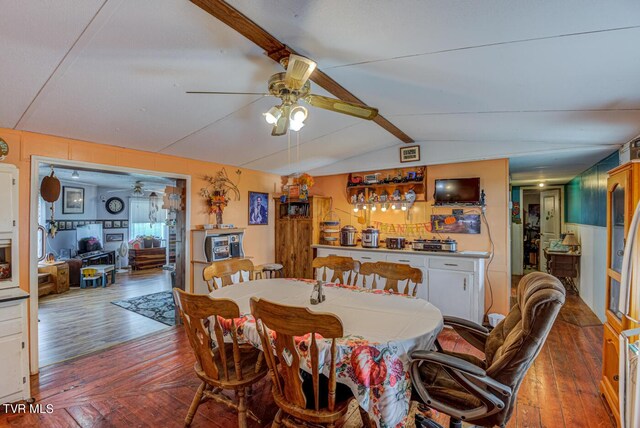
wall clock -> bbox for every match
[106,197,124,215]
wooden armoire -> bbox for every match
[274,196,331,279]
[601,161,640,426]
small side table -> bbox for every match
[544,249,580,294]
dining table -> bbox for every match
[209,278,444,428]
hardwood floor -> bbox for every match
[3,275,614,427]
[38,269,172,367]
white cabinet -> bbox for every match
[0,164,30,405]
[0,168,15,233]
[314,245,486,324]
[0,294,30,404]
[427,269,474,320]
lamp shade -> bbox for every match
[562,233,580,246]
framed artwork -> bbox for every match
[78,221,85,226]
[104,220,113,229]
[72,221,78,229]
[58,221,66,230]
[431,214,481,234]
[106,233,124,242]
[65,221,72,230]
[399,145,420,163]
[122,220,129,228]
[62,186,84,214]
[113,220,121,228]
[288,185,300,199]
[248,191,269,225]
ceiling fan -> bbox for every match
[187,54,379,136]
[103,181,165,197]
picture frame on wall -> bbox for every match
[104,220,112,229]
[122,220,129,228]
[248,191,269,225]
[58,221,66,230]
[62,186,85,214]
[106,233,124,242]
[113,220,121,228]
[66,221,73,229]
[399,145,421,163]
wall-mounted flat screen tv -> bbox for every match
[434,177,481,205]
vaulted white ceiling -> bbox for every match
[2,1,639,185]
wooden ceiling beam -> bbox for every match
[190,0,415,144]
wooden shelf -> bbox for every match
[346,167,426,202]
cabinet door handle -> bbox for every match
[361,256,372,260]
[398,259,410,263]
[463,278,467,291]
[445,263,458,267]
[614,375,620,382]
[329,253,337,256]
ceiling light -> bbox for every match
[353,206,359,213]
[381,203,388,212]
[263,106,282,125]
[290,105,308,123]
[289,119,305,132]
[538,182,545,188]
[401,204,407,211]
[71,170,80,179]
[391,203,397,210]
[371,205,377,211]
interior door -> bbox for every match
[539,189,561,272]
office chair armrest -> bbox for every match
[410,351,512,422]
[411,350,486,377]
[443,316,490,352]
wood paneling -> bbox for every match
[37,269,172,367]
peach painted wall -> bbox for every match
[0,128,280,297]
[311,158,511,315]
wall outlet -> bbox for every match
[452,209,463,216]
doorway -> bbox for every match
[30,158,190,371]
[512,186,563,275]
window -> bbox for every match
[129,197,167,242]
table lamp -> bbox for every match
[562,233,580,254]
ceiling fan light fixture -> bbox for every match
[264,106,282,125]
[71,170,80,179]
[289,119,305,132]
[290,105,308,123]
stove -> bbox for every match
[412,237,457,252]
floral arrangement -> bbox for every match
[200,168,241,223]
[294,173,314,188]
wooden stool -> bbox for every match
[252,265,265,280]
[261,263,283,279]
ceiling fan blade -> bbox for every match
[186,91,270,96]
[271,105,290,136]
[284,54,317,91]
[305,95,378,120]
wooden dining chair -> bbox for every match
[203,258,255,292]
[173,288,268,427]
[250,297,372,427]
[358,261,423,296]
[312,255,359,285]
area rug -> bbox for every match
[111,291,176,326]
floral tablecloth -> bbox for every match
[210,278,443,428]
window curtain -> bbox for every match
[129,197,167,241]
